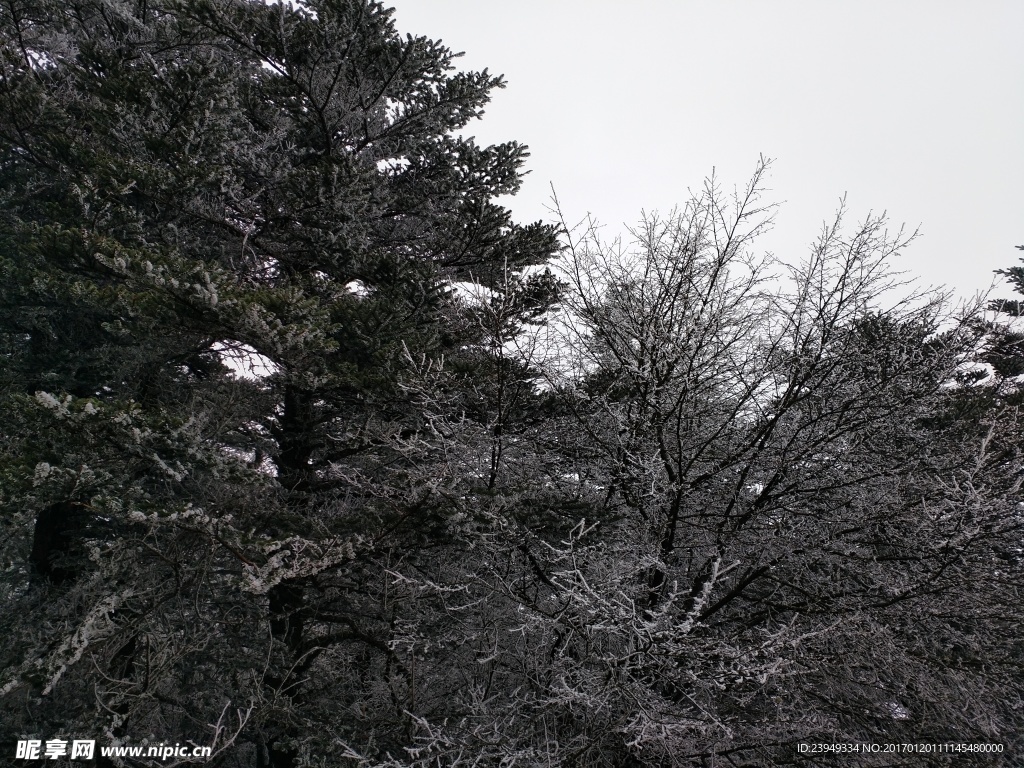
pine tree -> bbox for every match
[0,1,558,763]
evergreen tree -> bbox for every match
[982,245,1024,394]
[0,0,557,763]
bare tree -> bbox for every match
[483,159,1021,764]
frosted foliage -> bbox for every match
[0,1,1020,765]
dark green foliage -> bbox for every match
[0,1,557,764]
[989,244,1024,316]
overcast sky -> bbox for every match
[387,0,1022,299]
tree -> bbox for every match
[978,245,1024,400]
[505,164,1022,765]
[0,0,557,764]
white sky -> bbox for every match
[387,0,1023,299]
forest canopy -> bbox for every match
[1,1,1021,766]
